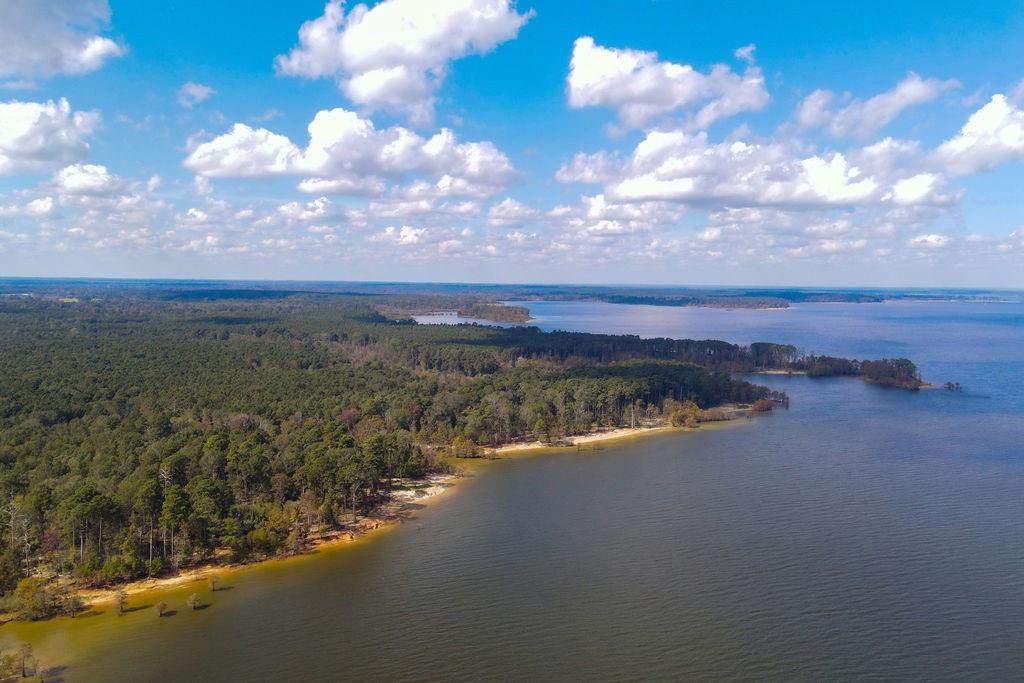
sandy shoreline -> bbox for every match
[486,423,681,455]
[486,405,757,456]
[75,474,459,607]
[58,416,755,611]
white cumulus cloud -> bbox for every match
[372,225,427,245]
[178,82,216,108]
[487,197,537,226]
[797,73,959,140]
[734,44,757,64]
[278,197,333,222]
[185,107,514,197]
[908,233,950,248]
[603,131,882,208]
[567,37,769,130]
[184,124,301,177]
[275,0,533,124]
[0,196,55,218]
[561,124,961,212]
[934,94,1024,176]
[53,163,121,195]
[555,151,621,184]
[0,0,125,83]
[0,99,100,174]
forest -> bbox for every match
[0,288,920,616]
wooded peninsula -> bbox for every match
[0,285,923,621]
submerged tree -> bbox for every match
[63,591,84,618]
[0,649,17,679]
[18,642,33,678]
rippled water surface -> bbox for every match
[6,301,1024,681]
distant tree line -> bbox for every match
[454,303,532,322]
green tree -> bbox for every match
[159,486,190,569]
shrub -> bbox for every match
[12,577,71,620]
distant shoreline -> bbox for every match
[413,295,1018,330]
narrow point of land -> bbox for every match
[487,404,758,455]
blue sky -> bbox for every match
[0,0,1022,286]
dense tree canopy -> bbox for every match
[0,290,917,606]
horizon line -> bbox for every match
[0,275,1021,293]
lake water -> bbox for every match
[5,301,1024,681]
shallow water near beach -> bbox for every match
[4,300,1024,680]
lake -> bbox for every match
[4,300,1023,680]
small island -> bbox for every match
[454,302,532,322]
